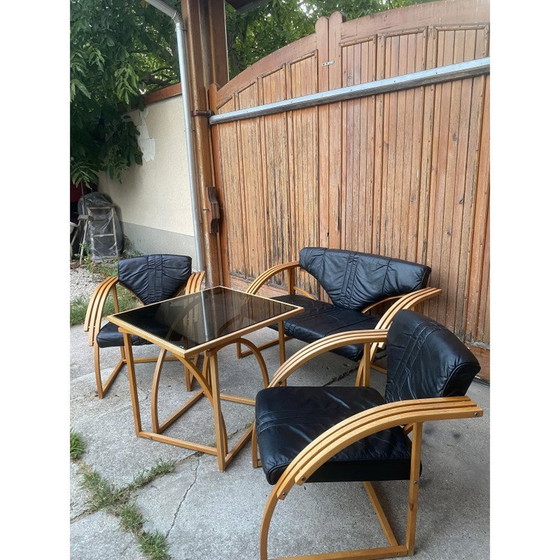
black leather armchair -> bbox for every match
[244,247,441,384]
[254,309,482,560]
[84,254,205,397]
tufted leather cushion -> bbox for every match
[255,310,480,486]
[299,247,430,311]
[269,294,381,361]
[384,310,480,403]
[255,386,412,485]
[118,254,192,305]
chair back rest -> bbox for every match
[384,310,480,403]
[299,247,431,311]
[118,254,192,305]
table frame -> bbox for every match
[109,287,302,471]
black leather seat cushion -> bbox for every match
[256,386,412,485]
[269,294,381,361]
[97,322,151,348]
[97,308,184,348]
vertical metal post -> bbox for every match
[144,0,205,271]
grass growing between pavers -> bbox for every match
[70,430,86,461]
[71,430,176,560]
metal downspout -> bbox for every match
[144,0,205,271]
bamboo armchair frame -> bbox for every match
[83,270,205,398]
[240,260,441,382]
[253,330,483,560]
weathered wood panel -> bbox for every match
[210,0,490,355]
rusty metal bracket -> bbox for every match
[206,186,221,234]
[192,110,213,118]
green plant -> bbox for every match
[81,469,127,511]
[82,256,118,277]
[71,0,181,186]
[70,431,86,461]
[138,532,171,560]
[130,461,175,491]
[118,503,144,535]
[70,297,90,327]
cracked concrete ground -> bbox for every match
[70,321,490,560]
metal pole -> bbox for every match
[144,0,205,271]
[210,57,490,126]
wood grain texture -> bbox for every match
[210,0,490,372]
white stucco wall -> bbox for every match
[99,95,196,259]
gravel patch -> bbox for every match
[70,266,105,302]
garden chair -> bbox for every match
[254,309,482,560]
[242,247,441,385]
[83,254,205,398]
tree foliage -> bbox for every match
[226,0,432,78]
[70,0,180,186]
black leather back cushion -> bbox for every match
[299,247,431,311]
[118,254,192,305]
[385,310,480,402]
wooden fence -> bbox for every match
[209,0,490,355]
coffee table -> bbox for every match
[108,286,302,471]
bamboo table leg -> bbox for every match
[206,349,228,471]
[151,347,168,433]
[122,332,143,435]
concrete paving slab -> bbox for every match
[70,510,144,560]
[70,462,90,521]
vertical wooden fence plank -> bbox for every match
[317,16,331,251]
[327,11,344,251]
[261,67,290,271]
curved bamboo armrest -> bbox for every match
[366,287,442,358]
[362,295,402,314]
[185,270,206,294]
[83,276,119,346]
[273,395,483,500]
[246,261,300,295]
[374,287,442,330]
[268,329,389,387]
[362,286,442,315]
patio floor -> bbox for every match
[70,323,490,560]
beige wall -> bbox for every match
[99,95,197,261]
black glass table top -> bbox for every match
[109,286,302,355]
